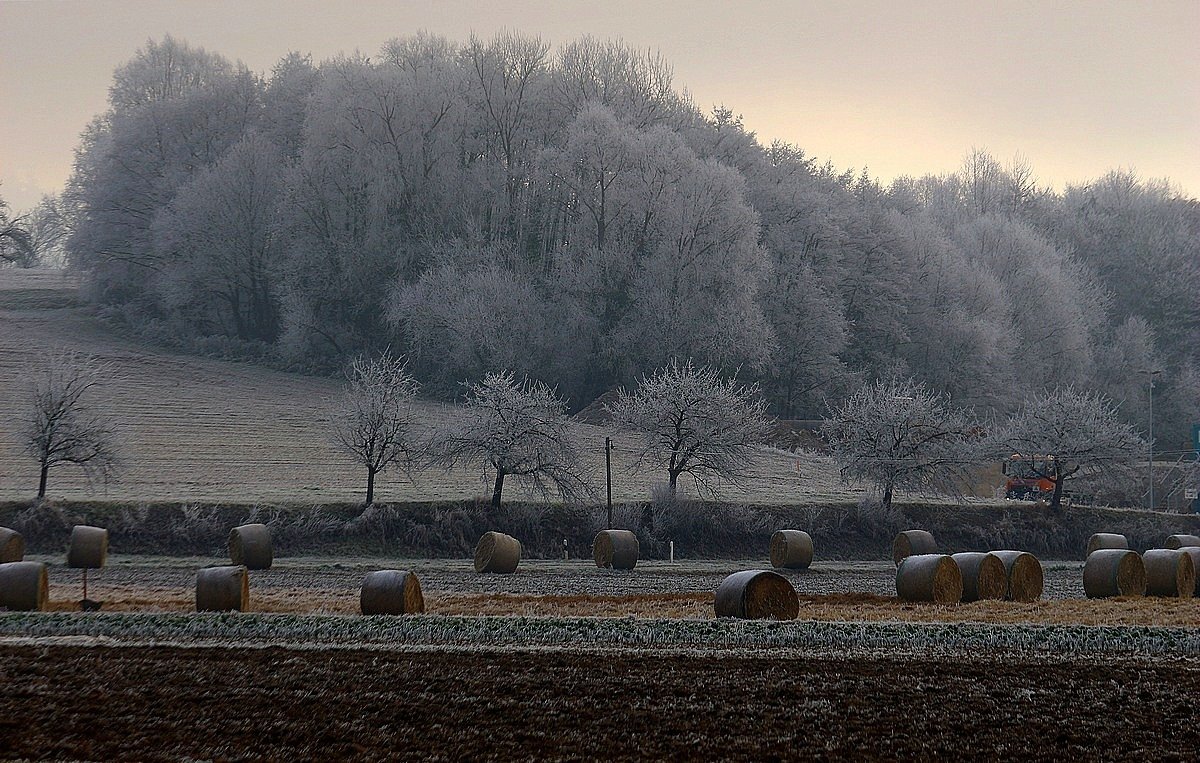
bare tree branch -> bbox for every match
[23,351,121,498]
[430,370,592,507]
[608,359,772,499]
[332,350,420,505]
[822,377,977,509]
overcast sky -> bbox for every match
[1,0,1197,211]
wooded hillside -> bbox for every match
[55,33,1200,448]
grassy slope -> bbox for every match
[0,268,851,505]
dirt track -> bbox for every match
[0,643,1196,760]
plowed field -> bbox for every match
[0,644,1196,760]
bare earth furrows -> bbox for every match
[0,268,850,504]
[0,645,1195,760]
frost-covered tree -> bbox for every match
[432,371,590,507]
[24,352,121,499]
[0,191,34,266]
[388,256,548,393]
[332,351,420,506]
[608,360,771,498]
[24,195,70,268]
[67,38,262,304]
[822,377,977,509]
[994,387,1145,511]
[153,133,284,341]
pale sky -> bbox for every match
[1,0,1197,212]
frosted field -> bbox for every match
[0,268,861,506]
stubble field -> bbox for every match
[19,554,1200,626]
[0,268,853,506]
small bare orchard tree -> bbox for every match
[24,352,121,498]
[332,351,420,506]
[822,377,976,510]
[608,360,772,499]
[432,371,591,507]
[995,386,1143,511]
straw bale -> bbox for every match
[196,565,249,612]
[593,529,640,570]
[892,530,937,566]
[474,531,522,574]
[714,569,799,620]
[895,554,962,604]
[991,550,1044,602]
[360,570,424,615]
[1164,534,1200,550]
[769,530,813,570]
[0,527,24,563]
[228,523,273,570]
[1177,547,1200,596]
[0,561,48,611]
[1143,548,1195,599]
[1086,533,1129,556]
[66,525,108,569]
[1083,549,1146,598]
[950,552,1006,602]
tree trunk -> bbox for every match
[366,468,376,506]
[1049,468,1064,512]
[492,471,505,508]
[37,460,49,499]
[667,471,678,499]
[882,485,894,510]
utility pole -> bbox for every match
[1140,369,1163,510]
[605,436,613,529]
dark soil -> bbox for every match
[0,644,1196,760]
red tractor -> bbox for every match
[1002,454,1059,501]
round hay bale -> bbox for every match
[1083,549,1146,598]
[769,530,814,570]
[1164,534,1200,550]
[714,570,799,620]
[1178,547,1200,596]
[950,552,1006,602]
[228,524,273,570]
[990,550,1044,602]
[360,570,424,615]
[0,561,48,611]
[66,525,108,569]
[892,530,937,566]
[195,566,249,612]
[1086,533,1129,556]
[1143,548,1196,599]
[896,554,962,604]
[0,527,24,563]
[474,531,521,574]
[593,529,639,570]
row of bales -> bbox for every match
[4,522,1200,620]
[887,528,1200,605]
[0,524,643,614]
[1081,532,1200,599]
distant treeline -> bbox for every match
[59,34,1199,447]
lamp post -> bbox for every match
[605,437,614,529]
[1139,368,1163,509]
